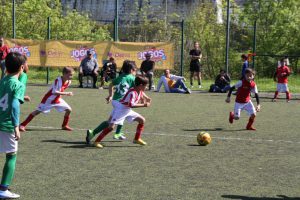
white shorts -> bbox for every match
[277,83,289,93]
[37,99,71,114]
[234,101,256,118]
[109,102,142,125]
[0,131,18,153]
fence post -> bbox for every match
[114,0,119,41]
[180,19,184,77]
[47,17,51,84]
[225,0,230,74]
[12,0,16,38]
[252,20,257,69]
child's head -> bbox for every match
[194,41,200,49]
[280,58,285,66]
[241,54,248,61]
[134,75,149,91]
[121,60,137,75]
[62,67,74,80]
[5,52,26,75]
[244,68,255,81]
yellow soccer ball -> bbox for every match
[197,132,211,146]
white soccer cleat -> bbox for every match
[0,190,20,199]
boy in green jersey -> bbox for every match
[86,60,136,144]
[0,52,26,199]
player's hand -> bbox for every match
[225,97,230,103]
[24,96,31,102]
[256,104,261,112]
[106,96,112,104]
[14,127,20,140]
[67,92,73,96]
[144,102,151,107]
[147,98,152,103]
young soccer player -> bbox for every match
[86,60,137,144]
[272,58,291,102]
[0,52,26,199]
[93,76,151,148]
[19,67,74,132]
[226,68,261,130]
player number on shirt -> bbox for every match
[115,82,130,96]
[0,93,8,111]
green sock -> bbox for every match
[115,125,123,134]
[1,154,17,187]
[92,121,109,136]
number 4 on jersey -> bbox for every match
[0,94,8,111]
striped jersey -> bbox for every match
[40,76,71,104]
[119,88,144,108]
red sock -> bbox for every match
[62,115,70,127]
[286,91,291,100]
[134,124,144,140]
[21,114,35,127]
[273,91,279,99]
[95,127,111,142]
[246,117,255,129]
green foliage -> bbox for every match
[0,0,112,41]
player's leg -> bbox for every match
[196,71,202,88]
[61,108,73,131]
[0,132,20,198]
[230,103,241,123]
[284,84,291,102]
[244,101,256,130]
[86,120,110,145]
[190,71,194,88]
[94,123,115,148]
[19,110,41,132]
[132,116,147,145]
[272,83,280,102]
[113,124,126,140]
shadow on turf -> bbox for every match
[182,128,247,132]
[41,139,141,149]
[222,195,300,200]
[25,128,61,132]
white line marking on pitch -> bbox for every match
[27,125,300,145]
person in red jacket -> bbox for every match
[226,68,261,131]
[272,58,291,102]
[0,37,10,79]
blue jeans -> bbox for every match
[0,60,5,79]
[212,85,231,93]
[170,79,188,93]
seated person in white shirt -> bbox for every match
[155,69,191,94]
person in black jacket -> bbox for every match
[140,53,155,90]
[209,69,231,93]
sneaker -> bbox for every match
[198,85,202,89]
[86,129,93,145]
[113,133,127,140]
[62,126,73,131]
[229,112,234,124]
[272,98,277,102]
[287,99,290,103]
[190,85,194,89]
[246,126,256,131]
[0,189,20,199]
[133,138,147,145]
[94,142,103,148]
[185,89,192,94]
[19,125,26,132]
[99,87,104,90]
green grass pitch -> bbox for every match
[2,85,299,200]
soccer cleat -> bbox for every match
[272,98,277,102]
[62,126,73,131]
[19,125,26,132]
[190,85,194,89]
[94,142,104,148]
[229,112,234,124]
[246,126,256,131]
[113,133,127,140]
[133,138,147,145]
[286,100,290,103]
[0,189,20,199]
[198,85,202,89]
[86,129,93,145]
[186,89,192,94]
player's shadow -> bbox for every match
[221,194,300,200]
[25,128,61,132]
[182,128,247,132]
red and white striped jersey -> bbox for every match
[40,76,71,104]
[235,79,257,103]
[119,88,144,108]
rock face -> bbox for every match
[61,0,210,23]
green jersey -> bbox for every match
[112,74,135,101]
[19,72,28,97]
[0,75,25,132]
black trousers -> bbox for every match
[78,72,98,87]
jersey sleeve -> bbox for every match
[234,80,243,89]
[251,85,258,93]
[51,78,62,93]
[13,82,25,104]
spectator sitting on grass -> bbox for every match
[209,69,231,93]
[155,69,191,94]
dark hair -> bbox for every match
[135,75,148,86]
[120,60,136,74]
[280,58,285,62]
[219,69,225,73]
[62,67,74,74]
[241,54,248,60]
[5,52,26,74]
[245,68,255,75]
[109,57,114,61]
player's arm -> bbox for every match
[53,91,73,96]
[106,82,114,103]
[225,86,235,103]
[11,98,21,140]
[129,94,150,108]
[142,93,151,104]
[254,93,261,112]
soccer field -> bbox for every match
[3,85,300,200]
